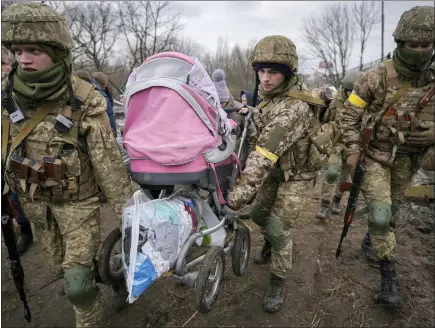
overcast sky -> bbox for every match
[173,0,434,74]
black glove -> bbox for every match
[221,204,237,220]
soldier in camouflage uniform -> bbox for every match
[316,72,360,220]
[339,6,435,309]
[224,35,329,313]
[1,3,133,326]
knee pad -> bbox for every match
[325,164,341,184]
[265,216,288,250]
[250,208,269,227]
[368,202,392,235]
[64,266,97,308]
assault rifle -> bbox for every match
[335,125,373,259]
[418,85,435,109]
[1,176,31,322]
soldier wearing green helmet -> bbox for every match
[339,5,435,309]
[315,71,361,221]
[224,35,331,313]
[1,3,132,326]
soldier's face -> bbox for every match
[1,59,12,74]
[403,41,434,52]
[11,44,53,72]
[258,68,285,92]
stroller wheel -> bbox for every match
[194,247,225,313]
[231,226,251,276]
[98,228,124,286]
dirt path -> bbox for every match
[2,190,434,327]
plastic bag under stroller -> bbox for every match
[122,189,226,303]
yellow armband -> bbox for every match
[256,145,279,164]
[348,91,368,109]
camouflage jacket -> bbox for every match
[325,90,346,145]
[227,84,319,210]
[339,60,435,165]
[2,75,133,220]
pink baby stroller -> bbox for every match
[97,52,251,313]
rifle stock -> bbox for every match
[335,126,373,259]
[1,178,31,322]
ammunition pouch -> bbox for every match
[367,140,423,166]
[308,123,334,171]
[10,154,30,180]
[9,153,99,202]
[419,146,435,171]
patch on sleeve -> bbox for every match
[262,125,287,152]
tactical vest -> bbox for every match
[257,88,333,181]
[1,76,100,202]
[367,60,435,165]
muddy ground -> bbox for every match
[2,186,434,328]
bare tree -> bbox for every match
[201,38,257,96]
[44,0,64,12]
[171,36,204,58]
[302,3,356,87]
[117,1,182,72]
[353,1,381,71]
[66,2,119,70]
[1,1,15,11]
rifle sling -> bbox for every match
[4,105,54,168]
[1,118,11,166]
[373,80,412,124]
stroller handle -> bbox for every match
[200,217,226,236]
[223,108,241,113]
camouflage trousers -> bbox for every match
[362,155,413,261]
[250,168,313,279]
[20,196,104,328]
[320,144,351,200]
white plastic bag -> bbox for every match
[122,190,203,303]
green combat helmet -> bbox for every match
[342,70,361,90]
[251,35,299,72]
[341,70,361,100]
[1,2,73,51]
[392,5,435,43]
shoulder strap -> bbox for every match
[1,117,11,166]
[287,90,326,107]
[73,76,94,105]
[371,80,412,125]
[5,106,53,166]
[384,60,400,87]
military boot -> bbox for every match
[331,196,342,215]
[374,260,402,309]
[316,200,331,220]
[263,273,285,313]
[253,239,271,264]
[361,232,379,264]
[17,221,33,255]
